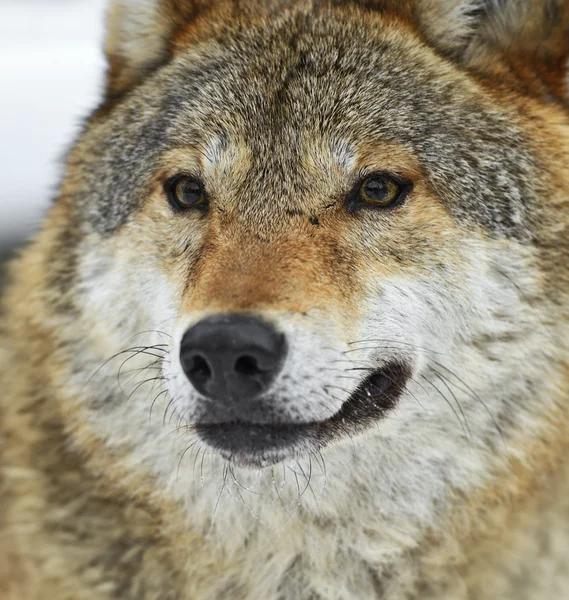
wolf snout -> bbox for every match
[179,314,287,414]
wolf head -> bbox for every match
[34,0,569,549]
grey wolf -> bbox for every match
[2,1,569,598]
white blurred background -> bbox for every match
[0,0,108,258]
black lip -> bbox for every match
[195,362,410,468]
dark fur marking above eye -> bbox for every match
[309,216,320,226]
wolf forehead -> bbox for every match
[74,9,538,239]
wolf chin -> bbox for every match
[2,1,569,598]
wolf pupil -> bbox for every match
[176,179,202,205]
[364,179,387,201]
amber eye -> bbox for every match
[165,175,207,210]
[358,174,404,208]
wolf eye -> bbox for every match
[358,174,403,208]
[165,175,207,210]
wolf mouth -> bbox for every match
[195,362,410,467]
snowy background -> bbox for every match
[0,0,108,256]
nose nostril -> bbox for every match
[234,355,261,377]
[186,355,212,382]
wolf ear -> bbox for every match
[104,0,213,98]
[105,0,173,97]
[417,0,569,99]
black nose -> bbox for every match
[180,315,287,403]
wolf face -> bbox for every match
[38,0,569,550]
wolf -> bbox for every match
[2,0,569,598]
